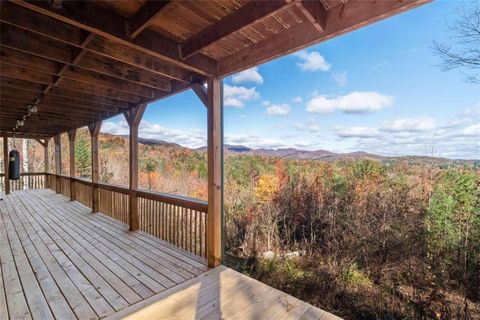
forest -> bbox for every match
[3,129,479,319]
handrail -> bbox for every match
[95,181,129,194]
[0,172,46,176]
[46,173,206,212]
[136,188,208,212]
[41,172,208,260]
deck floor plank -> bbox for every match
[36,192,182,286]
[11,193,116,318]
[0,201,32,320]
[2,196,78,320]
[41,205,166,294]
[0,189,336,320]
[0,246,9,320]
[29,192,172,292]
[47,190,203,279]
[18,193,130,313]
[6,192,99,320]
[1,201,54,320]
[22,194,146,305]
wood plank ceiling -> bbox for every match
[0,0,429,138]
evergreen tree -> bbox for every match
[75,136,91,178]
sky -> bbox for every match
[102,1,480,159]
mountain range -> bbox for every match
[107,133,476,165]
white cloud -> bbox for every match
[266,103,291,116]
[292,96,303,103]
[334,126,380,138]
[332,70,347,87]
[381,118,436,132]
[102,119,206,148]
[223,84,259,108]
[262,100,271,107]
[463,124,480,136]
[225,133,288,149]
[294,50,330,72]
[293,120,320,132]
[462,105,480,118]
[232,67,264,85]
[307,91,393,114]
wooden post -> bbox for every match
[123,103,147,231]
[53,134,62,193]
[43,139,49,174]
[35,138,49,188]
[44,139,49,188]
[207,78,223,267]
[88,121,102,213]
[3,135,10,195]
[68,129,77,201]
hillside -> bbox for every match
[101,133,476,165]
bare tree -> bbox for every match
[434,3,480,83]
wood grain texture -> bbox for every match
[105,265,337,320]
[0,189,207,319]
[207,77,223,268]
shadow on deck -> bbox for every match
[0,190,338,319]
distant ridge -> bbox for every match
[99,132,476,164]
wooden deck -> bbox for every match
[0,190,338,320]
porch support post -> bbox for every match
[35,138,49,188]
[3,135,10,195]
[68,129,77,201]
[207,77,223,267]
[43,139,49,174]
[53,134,62,193]
[88,121,102,213]
[123,103,147,231]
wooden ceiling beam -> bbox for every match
[0,132,51,139]
[86,37,194,83]
[1,28,173,92]
[1,2,194,83]
[10,0,216,76]
[76,53,173,91]
[0,47,60,75]
[57,79,143,103]
[180,0,292,59]
[0,77,129,108]
[0,63,145,103]
[0,102,110,119]
[297,1,328,32]
[127,0,170,39]
[0,118,88,129]
[218,0,430,77]
[60,67,161,98]
[1,24,72,63]
[1,95,116,114]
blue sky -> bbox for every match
[102,1,480,159]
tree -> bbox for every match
[75,136,91,178]
[144,158,157,189]
[434,3,480,83]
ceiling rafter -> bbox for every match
[10,0,216,76]
[127,0,170,39]
[218,0,430,76]
[0,1,196,83]
[180,0,294,59]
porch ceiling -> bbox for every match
[0,0,429,138]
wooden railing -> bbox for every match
[46,173,56,190]
[44,173,208,259]
[0,172,46,191]
[97,182,129,224]
[74,178,93,208]
[136,189,208,258]
[57,174,71,198]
